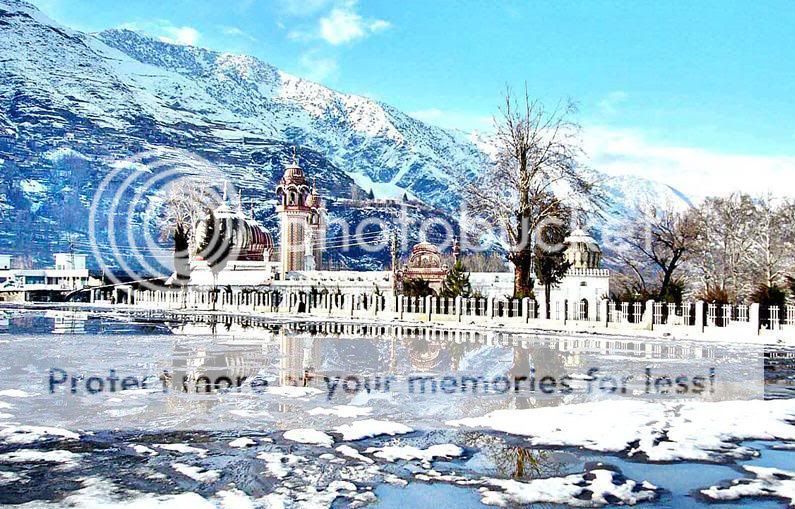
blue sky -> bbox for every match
[31,0,795,197]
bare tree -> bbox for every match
[466,86,598,297]
[746,195,795,288]
[690,194,756,301]
[623,204,699,302]
[159,177,218,286]
[689,193,795,302]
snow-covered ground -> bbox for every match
[0,309,792,507]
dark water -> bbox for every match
[0,308,793,508]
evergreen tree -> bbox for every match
[440,260,472,298]
[402,278,435,297]
[196,209,233,310]
[533,195,571,316]
[367,188,375,200]
[750,283,787,308]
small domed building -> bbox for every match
[535,228,610,321]
[397,242,449,293]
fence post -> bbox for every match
[427,296,435,321]
[695,300,706,333]
[600,299,609,328]
[645,299,655,330]
[522,297,530,323]
[750,303,761,335]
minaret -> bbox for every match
[307,177,326,270]
[276,148,311,278]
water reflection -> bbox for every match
[0,310,779,431]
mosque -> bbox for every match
[177,155,609,313]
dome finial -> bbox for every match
[292,145,298,166]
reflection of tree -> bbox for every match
[462,432,565,481]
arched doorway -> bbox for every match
[579,298,589,320]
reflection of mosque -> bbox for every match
[162,313,721,397]
[0,312,9,333]
[169,338,273,394]
[45,310,88,334]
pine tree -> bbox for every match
[440,260,472,298]
[402,278,435,297]
[367,188,375,200]
[533,195,571,315]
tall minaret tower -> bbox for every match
[307,178,326,270]
[276,149,311,278]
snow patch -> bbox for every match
[479,468,658,507]
[365,444,463,464]
[335,445,374,464]
[0,449,80,468]
[228,437,257,448]
[284,428,334,447]
[700,465,795,506]
[171,462,220,483]
[257,451,303,479]
[308,405,372,418]
[0,425,80,444]
[155,443,208,457]
[130,444,158,456]
[335,419,413,441]
[449,399,795,462]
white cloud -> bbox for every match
[276,0,332,17]
[158,26,200,46]
[118,20,200,46]
[318,5,391,45]
[583,125,795,200]
[220,25,257,42]
[299,51,339,82]
[597,91,628,115]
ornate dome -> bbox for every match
[281,163,307,186]
[563,229,602,269]
[406,242,444,270]
[193,206,274,263]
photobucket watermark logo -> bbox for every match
[88,149,236,290]
[86,148,646,285]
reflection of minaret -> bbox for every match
[279,328,304,386]
[278,328,317,387]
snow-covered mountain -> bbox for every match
[0,0,690,271]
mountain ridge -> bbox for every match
[0,0,691,272]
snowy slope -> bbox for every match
[0,0,690,270]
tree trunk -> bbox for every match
[545,282,552,319]
[511,249,533,298]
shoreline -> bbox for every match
[2,301,790,347]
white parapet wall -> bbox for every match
[130,288,795,344]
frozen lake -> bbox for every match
[0,308,793,508]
